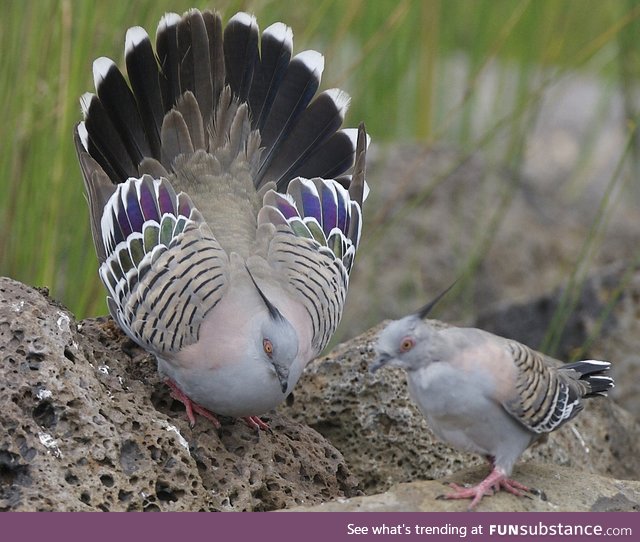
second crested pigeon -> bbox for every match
[371,296,614,509]
[75,8,368,430]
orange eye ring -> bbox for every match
[400,336,415,353]
[263,338,274,356]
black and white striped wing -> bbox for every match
[259,177,362,354]
[501,341,585,434]
[99,175,229,355]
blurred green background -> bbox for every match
[2,0,640,320]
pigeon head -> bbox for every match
[370,282,457,374]
[249,271,299,394]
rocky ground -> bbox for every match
[1,266,639,511]
[288,465,640,512]
[0,278,360,511]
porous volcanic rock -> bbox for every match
[0,277,359,511]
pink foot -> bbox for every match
[242,416,271,432]
[440,467,531,510]
[165,378,221,429]
[499,477,531,496]
[164,379,272,432]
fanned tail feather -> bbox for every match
[258,89,351,189]
[177,9,214,127]
[125,26,163,157]
[78,8,363,191]
[156,13,182,112]
[76,8,369,276]
[254,49,325,185]
[562,359,614,397]
[291,128,360,186]
[249,22,293,132]
[223,12,259,103]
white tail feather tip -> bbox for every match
[324,88,351,118]
[93,57,116,90]
[263,22,293,46]
[294,50,325,78]
[157,12,181,34]
[228,11,258,29]
[77,122,89,151]
[79,93,95,117]
[362,180,371,202]
[125,26,149,54]
[582,360,610,366]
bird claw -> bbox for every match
[438,482,495,510]
[530,488,548,501]
[191,403,222,429]
[165,379,272,433]
[165,378,221,429]
[242,415,272,432]
[499,477,531,497]
[437,469,535,509]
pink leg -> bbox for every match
[165,378,221,429]
[441,466,531,510]
[483,456,531,497]
[164,379,271,432]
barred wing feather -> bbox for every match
[259,176,362,353]
[100,175,229,355]
[501,341,597,434]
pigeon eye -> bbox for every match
[400,337,415,352]
[263,338,274,356]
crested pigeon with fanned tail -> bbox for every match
[371,293,614,509]
[75,8,369,430]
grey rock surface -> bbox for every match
[283,322,640,495]
[0,277,360,511]
[288,464,640,512]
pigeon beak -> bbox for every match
[274,364,289,394]
[370,353,391,374]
